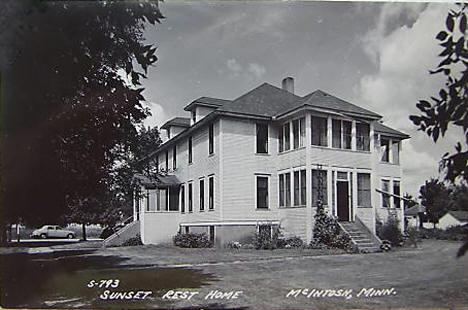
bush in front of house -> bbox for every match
[121,234,143,246]
[283,236,304,248]
[253,226,283,250]
[173,232,213,248]
[226,241,242,249]
[418,226,467,241]
[378,217,403,246]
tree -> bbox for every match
[0,1,164,242]
[410,4,468,256]
[419,179,452,229]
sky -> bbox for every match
[139,1,463,198]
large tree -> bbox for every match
[0,0,164,241]
[419,179,452,229]
[410,4,468,256]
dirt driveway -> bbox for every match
[1,240,467,309]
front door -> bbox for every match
[337,181,349,221]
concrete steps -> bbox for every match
[339,221,381,253]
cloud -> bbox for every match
[247,63,266,78]
[356,3,464,196]
[143,101,167,130]
[225,58,266,80]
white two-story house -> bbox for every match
[133,77,409,247]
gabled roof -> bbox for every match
[405,205,426,216]
[184,96,231,111]
[277,89,381,119]
[160,117,191,130]
[216,83,301,117]
[447,210,468,222]
[374,122,410,140]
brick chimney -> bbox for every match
[282,77,294,94]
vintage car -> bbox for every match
[30,225,76,239]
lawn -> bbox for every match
[0,239,467,309]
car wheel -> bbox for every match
[40,233,47,239]
[67,233,74,239]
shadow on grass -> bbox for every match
[0,249,219,309]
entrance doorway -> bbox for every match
[337,181,349,221]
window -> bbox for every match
[291,118,305,149]
[332,120,352,149]
[279,174,285,206]
[172,145,177,170]
[343,121,352,149]
[188,183,193,212]
[180,185,185,213]
[393,180,401,208]
[293,170,307,206]
[208,176,214,210]
[312,170,328,207]
[199,179,205,211]
[300,117,305,148]
[165,150,169,171]
[279,125,284,153]
[279,172,291,207]
[380,138,390,162]
[332,119,341,148]
[357,173,371,207]
[356,123,370,151]
[256,176,269,209]
[256,123,268,153]
[209,123,214,155]
[188,136,193,164]
[392,141,400,164]
[158,188,168,211]
[381,180,390,208]
[311,116,328,147]
[284,123,290,151]
[191,110,196,124]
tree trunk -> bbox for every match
[82,223,87,241]
[17,223,20,242]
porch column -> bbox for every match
[305,112,313,243]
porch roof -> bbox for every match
[133,173,181,188]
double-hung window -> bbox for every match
[172,145,177,170]
[188,136,193,164]
[256,176,269,209]
[292,118,305,149]
[356,123,370,151]
[188,183,193,212]
[392,141,400,164]
[381,180,390,208]
[332,119,352,149]
[208,176,214,210]
[293,170,307,206]
[311,116,328,147]
[165,150,169,171]
[180,185,185,213]
[256,123,268,154]
[279,172,291,207]
[199,179,205,211]
[380,138,390,162]
[311,169,328,207]
[393,180,401,208]
[208,123,214,155]
[357,173,371,207]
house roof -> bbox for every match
[374,122,410,140]
[160,117,191,130]
[184,96,231,111]
[447,210,468,222]
[277,89,382,120]
[216,83,301,117]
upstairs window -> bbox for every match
[292,118,305,149]
[165,150,169,171]
[209,123,214,155]
[393,180,401,208]
[256,176,269,209]
[392,141,400,165]
[357,173,371,207]
[188,136,193,164]
[256,123,268,154]
[356,123,370,151]
[332,119,352,150]
[380,138,390,162]
[311,116,328,147]
[284,123,290,151]
[172,145,177,170]
[199,179,205,211]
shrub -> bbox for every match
[283,236,304,248]
[173,232,213,248]
[121,234,143,246]
[419,226,467,241]
[378,217,402,246]
[226,241,242,249]
[253,226,283,250]
[311,205,353,251]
